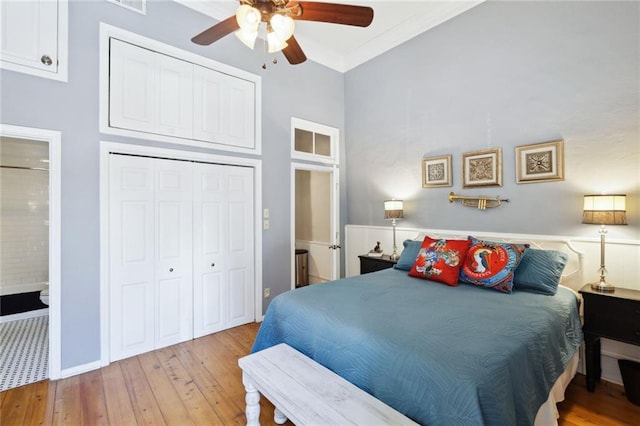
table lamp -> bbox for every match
[384,199,404,261]
[582,194,627,292]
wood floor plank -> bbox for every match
[172,340,246,424]
[52,375,81,425]
[21,379,56,425]
[3,322,640,425]
[156,345,224,425]
[100,361,137,426]
[1,381,33,425]
[137,350,193,425]
[120,356,166,425]
[78,369,109,425]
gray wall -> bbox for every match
[344,1,639,241]
[0,1,344,369]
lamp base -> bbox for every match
[389,252,400,261]
[590,280,615,292]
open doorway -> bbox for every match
[291,163,340,288]
[0,124,61,389]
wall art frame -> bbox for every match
[462,148,502,188]
[422,154,452,188]
[515,139,564,184]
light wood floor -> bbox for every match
[1,322,639,425]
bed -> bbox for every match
[252,235,584,425]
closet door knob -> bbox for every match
[169,267,174,272]
[211,263,215,268]
[41,55,53,66]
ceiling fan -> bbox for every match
[191,0,374,65]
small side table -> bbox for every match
[358,255,397,274]
[579,285,640,392]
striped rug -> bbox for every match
[0,315,48,391]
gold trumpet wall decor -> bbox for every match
[448,192,509,210]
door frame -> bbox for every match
[99,141,263,366]
[0,124,62,380]
[290,162,340,289]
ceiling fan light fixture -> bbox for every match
[234,28,258,49]
[267,29,288,53]
[236,4,261,32]
[270,14,295,41]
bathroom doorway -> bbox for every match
[0,124,61,389]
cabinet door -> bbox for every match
[109,39,193,138]
[109,39,156,134]
[193,65,255,149]
[192,163,254,338]
[154,159,194,349]
[155,54,193,139]
[226,76,255,149]
[109,154,156,362]
[0,0,58,74]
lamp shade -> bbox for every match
[582,194,627,225]
[384,200,404,220]
[236,4,261,31]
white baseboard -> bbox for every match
[60,360,102,379]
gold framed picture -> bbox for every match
[422,155,452,188]
[515,140,564,184]
[462,148,502,188]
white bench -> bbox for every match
[238,343,418,426]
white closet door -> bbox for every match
[193,64,224,143]
[153,159,194,349]
[109,155,156,361]
[193,163,254,337]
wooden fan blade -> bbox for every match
[191,15,240,45]
[282,36,307,64]
[288,1,374,27]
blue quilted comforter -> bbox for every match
[252,268,583,425]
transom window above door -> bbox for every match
[291,117,339,164]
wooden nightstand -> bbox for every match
[579,285,640,392]
[358,255,397,274]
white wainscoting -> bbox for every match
[345,224,640,385]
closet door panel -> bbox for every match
[155,54,193,139]
[226,77,255,149]
[109,155,155,361]
[193,65,225,143]
[109,39,156,134]
[154,159,193,348]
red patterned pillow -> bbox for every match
[408,237,472,286]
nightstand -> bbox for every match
[358,255,397,274]
[579,285,640,392]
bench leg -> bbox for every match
[242,373,261,426]
[274,408,288,424]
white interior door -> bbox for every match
[193,163,254,337]
[109,154,156,361]
[153,159,193,349]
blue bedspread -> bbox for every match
[252,268,583,425]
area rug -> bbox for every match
[0,315,48,391]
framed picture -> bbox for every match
[422,155,452,187]
[515,140,564,184]
[462,148,502,188]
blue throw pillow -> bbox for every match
[394,239,423,271]
[513,249,568,295]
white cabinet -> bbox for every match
[193,65,255,149]
[108,37,256,151]
[109,154,255,362]
[0,0,68,81]
[109,39,193,139]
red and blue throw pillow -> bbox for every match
[459,237,529,293]
[408,237,472,286]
